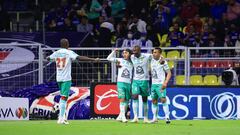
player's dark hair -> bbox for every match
[124,48,132,55]
[154,47,162,53]
[124,48,132,61]
[154,47,165,64]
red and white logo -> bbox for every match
[30,87,90,117]
[93,84,119,115]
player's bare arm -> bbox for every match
[161,70,172,91]
[77,56,99,62]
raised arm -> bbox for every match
[107,49,118,62]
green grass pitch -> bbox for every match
[0,120,239,135]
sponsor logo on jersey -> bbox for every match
[121,68,130,78]
[136,66,144,74]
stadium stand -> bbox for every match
[190,75,204,85]
[203,75,218,85]
[176,75,186,85]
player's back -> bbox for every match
[50,48,78,82]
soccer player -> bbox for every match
[107,48,133,123]
[47,38,99,124]
[150,47,171,124]
[131,45,152,123]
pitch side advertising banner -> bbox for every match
[0,97,29,120]
[90,83,240,120]
[30,87,90,119]
[90,83,119,118]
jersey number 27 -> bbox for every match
[56,57,66,69]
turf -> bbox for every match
[0,120,239,135]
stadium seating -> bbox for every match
[167,50,180,59]
[218,76,222,85]
[161,34,170,47]
[219,60,234,68]
[203,75,218,85]
[206,61,219,68]
[190,75,204,85]
[206,68,220,76]
[191,61,205,68]
[181,51,185,58]
[162,51,166,58]
[176,75,186,85]
[177,61,185,74]
[168,61,175,69]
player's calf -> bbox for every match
[131,94,139,121]
[151,99,158,123]
[161,98,170,124]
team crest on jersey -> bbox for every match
[121,68,130,78]
[152,69,158,79]
[136,66,144,74]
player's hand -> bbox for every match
[162,82,167,90]
[94,58,100,62]
[116,61,122,68]
[114,48,118,52]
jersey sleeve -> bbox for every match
[69,50,79,60]
[49,52,57,60]
[163,61,170,72]
[107,51,118,62]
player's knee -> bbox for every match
[152,99,158,104]
[61,96,68,101]
[132,94,138,100]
